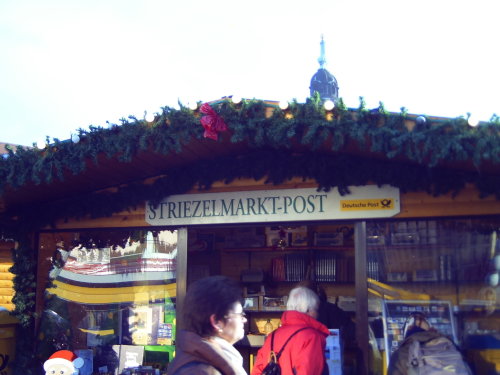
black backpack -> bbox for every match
[261,327,308,375]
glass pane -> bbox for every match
[37,229,177,374]
[366,218,500,375]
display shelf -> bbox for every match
[223,246,353,253]
[367,244,446,251]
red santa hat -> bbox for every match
[44,350,84,372]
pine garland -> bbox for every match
[9,234,37,374]
[1,96,499,196]
[1,96,500,374]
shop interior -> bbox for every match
[36,217,500,374]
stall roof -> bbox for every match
[1,136,243,209]
[1,97,499,230]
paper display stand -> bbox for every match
[112,345,145,374]
[325,329,342,375]
[382,299,457,367]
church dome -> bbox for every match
[309,36,339,101]
[310,68,338,101]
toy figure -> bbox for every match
[44,350,84,375]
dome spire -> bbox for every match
[318,34,326,69]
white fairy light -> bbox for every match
[71,134,80,144]
[323,100,335,111]
[279,101,289,110]
[468,115,479,127]
[36,139,47,149]
[145,111,155,122]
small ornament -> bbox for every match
[44,350,84,375]
[277,227,287,250]
[264,319,274,335]
[415,116,426,125]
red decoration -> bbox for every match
[200,103,228,140]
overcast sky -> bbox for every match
[1,0,498,146]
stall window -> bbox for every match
[37,229,177,374]
[366,218,500,375]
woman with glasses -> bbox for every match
[167,275,248,375]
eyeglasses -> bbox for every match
[225,311,247,319]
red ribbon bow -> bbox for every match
[200,103,228,141]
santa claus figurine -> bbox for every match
[44,350,84,375]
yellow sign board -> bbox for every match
[340,198,394,211]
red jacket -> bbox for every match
[251,311,330,375]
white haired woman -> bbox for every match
[251,286,330,375]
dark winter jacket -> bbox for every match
[251,310,330,375]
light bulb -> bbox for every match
[145,112,155,122]
[188,101,198,110]
[231,95,242,104]
[323,100,335,111]
[487,272,499,287]
[279,101,289,110]
[36,140,46,149]
[493,254,500,271]
[468,116,479,127]
[71,134,80,144]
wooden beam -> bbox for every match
[355,221,369,375]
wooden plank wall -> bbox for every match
[0,240,15,311]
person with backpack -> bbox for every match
[251,286,330,375]
[387,312,472,375]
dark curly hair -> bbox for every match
[182,275,243,337]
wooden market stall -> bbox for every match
[1,97,499,374]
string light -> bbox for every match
[36,139,47,149]
[323,100,335,111]
[188,101,198,110]
[231,95,242,104]
[145,111,155,123]
[71,134,80,144]
[279,101,289,110]
[468,115,479,127]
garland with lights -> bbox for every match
[1,95,500,374]
[1,96,500,195]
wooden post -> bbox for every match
[176,227,188,331]
[355,221,369,375]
